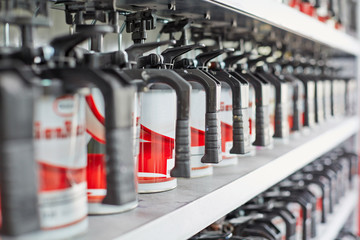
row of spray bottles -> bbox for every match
[0,0,356,239]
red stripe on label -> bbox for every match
[87,124,177,198]
[318,16,330,23]
[191,127,205,147]
[85,95,105,124]
[139,125,175,175]
[335,22,342,30]
[138,176,176,184]
[249,118,252,135]
[299,2,315,16]
[221,122,232,152]
[41,215,87,231]
[288,115,294,131]
[317,197,323,213]
[38,161,86,192]
[301,112,305,126]
[87,153,106,203]
[296,208,303,227]
[88,195,106,203]
[87,154,106,189]
[288,0,300,8]
[191,165,211,171]
[140,125,174,143]
[270,114,275,132]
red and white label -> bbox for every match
[308,183,323,226]
[249,86,255,141]
[87,153,106,203]
[85,88,140,202]
[138,89,176,183]
[286,202,303,240]
[269,84,276,136]
[85,92,105,144]
[287,82,294,130]
[190,89,206,154]
[219,86,235,160]
[34,93,87,230]
[298,81,305,127]
[189,88,212,174]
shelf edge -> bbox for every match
[207,0,360,55]
[114,117,358,240]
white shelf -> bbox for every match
[84,117,358,240]
[317,182,359,240]
[208,0,360,55]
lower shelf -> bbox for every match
[85,117,358,240]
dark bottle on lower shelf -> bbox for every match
[262,191,313,240]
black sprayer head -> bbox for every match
[125,40,176,67]
[49,31,97,59]
[161,43,205,66]
[195,48,234,69]
[223,52,251,68]
[160,18,192,47]
[125,9,156,44]
[160,18,191,34]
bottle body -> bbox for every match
[34,90,88,238]
[138,87,178,192]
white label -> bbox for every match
[349,79,357,115]
[133,92,141,158]
[219,86,234,158]
[219,86,233,124]
[323,80,331,119]
[298,81,305,115]
[307,81,316,125]
[35,94,87,169]
[249,86,256,142]
[34,93,87,230]
[316,81,324,122]
[140,89,176,138]
[39,182,87,229]
[138,88,176,177]
[269,84,276,136]
[287,82,294,117]
[189,89,206,157]
[190,89,206,131]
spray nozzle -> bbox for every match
[159,18,191,47]
[161,43,205,66]
[173,58,195,69]
[47,31,97,67]
[137,53,163,68]
[125,39,176,66]
[223,52,251,68]
[125,9,156,44]
[195,48,234,68]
